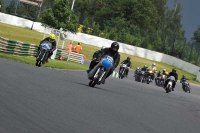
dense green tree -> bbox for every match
[40,0,78,33]
[6,0,15,14]
[0,0,7,13]
[192,25,200,42]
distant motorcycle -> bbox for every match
[88,55,113,87]
[134,69,141,82]
[146,70,154,84]
[119,64,128,79]
[155,75,167,87]
[139,71,146,83]
[181,79,190,93]
[155,76,161,86]
[160,75,167,87]
[36,41,52,67]
[165,76,175,93]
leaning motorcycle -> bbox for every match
[119,64,127,79]
[36,41,52,67]
[181,79,190,93]
[88,55,113,87]
[165,76,175,93]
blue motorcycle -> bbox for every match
[36,41,52,67]
[88,55,113,87]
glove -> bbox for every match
[92,57,100,62]
[49,49,54,54]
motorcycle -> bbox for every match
[134,69,141,82]
[156,74,166,87]
[146,70,154,84]
[119,64,127,79]
[165,76,175,93]
[36,41,52,67]
[181,79,190,93]
[155,76,161,86]
[139,71,146,83]
[88,55,113,87]
[160,75,167,87]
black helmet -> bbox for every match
[127,56,131,61]
[111,42,119,52]
[172,68,176,73]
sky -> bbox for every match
[167,0,200,40]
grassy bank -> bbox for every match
[0,53,88,70]
[0,22,199,84]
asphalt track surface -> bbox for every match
[1,58,200,133]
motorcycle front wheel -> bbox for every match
[89,69,104,87]
[36,50,46,67]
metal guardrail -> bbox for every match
[0,36,38,56]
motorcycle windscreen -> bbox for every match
[169,76,175,80]
[122,64,127,67]
[41,41,52,50]
[102,59,112,69]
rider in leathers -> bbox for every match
[119,57,132,77]
[87,42,120,84]
[164,68,178,91]
[38,34,57,63]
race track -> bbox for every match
[0,58,200,133]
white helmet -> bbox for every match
[152,63,156,66]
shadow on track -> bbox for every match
[71,81,133,97]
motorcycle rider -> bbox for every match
[87,42,120,84]
[180,75,190,90]
[148,63,157,80]
[164,68,178,91]
[37,33,57,63]
[162,69,169,76]
[155,70,162,84]
[92,46,106,58]
[119,56,132,77]
[156,70,162,77]
[141,65,148,72]
[134,67,140,77]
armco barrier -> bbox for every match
[0,36,83,64]
[0,36,37,56]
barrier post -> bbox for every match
[67,51,70,61]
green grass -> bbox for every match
[0,52,88,70]
[0,22,199,85]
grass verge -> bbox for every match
[0,52,88,70]
[0,22,199,85]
